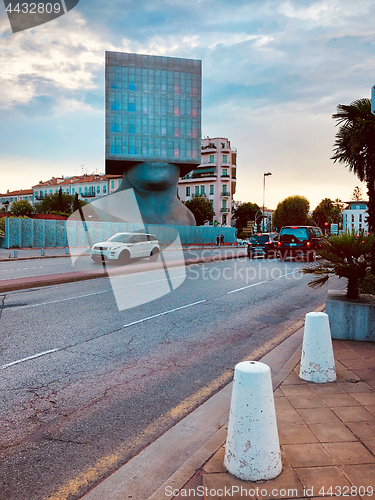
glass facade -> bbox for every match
[105,51,202,175]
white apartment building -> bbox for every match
[0,189,33,211]
[32,174,122,204]
[178,137,237,226]
[343,200,369,234]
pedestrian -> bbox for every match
[216,234,220,246]
[220,233,224,245]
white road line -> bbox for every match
[227,269,300,294]
[138,275,185,286]
[9,290,110,310]
[123,299,207,328]
[0,349,59,370]
[228,280,268,294]
[1,300,208,370]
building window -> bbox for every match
[221,142,226,148]
[352,214,355,222]
[103,186,107,194]
[79,188,82,194]
[111,180,115,189]
[72,188,75,195]
[200,185,205,195]
[222,169,228,176]
[186,186,190,197]
[209,154,215,163]
[359,214,362,222]
[209,184,214,195]
[222,154,228,163]
[222,199,227,209]
[195,186,199,195]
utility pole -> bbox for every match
[263,172,272,232]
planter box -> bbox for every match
[326,290,375,342]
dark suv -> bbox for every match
[247,232,278,258]
[277,226,323,261]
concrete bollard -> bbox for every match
[13,250,17,258]
[299,312,336,383]
[41,248,44,256]
[224,361,282,481]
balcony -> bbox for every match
[84,192,96,197]
[221,192,230,198]
[35,195,44,200]
[201,143,217,150]
[221,174,230,178]
[192,167,217,178]
[221,207,230,213]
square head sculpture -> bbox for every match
[105,51,201,225]
[105,51,201,176]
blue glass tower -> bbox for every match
[105,51,202,177]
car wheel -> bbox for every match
[118,250,130,265]
[149,248,160,262]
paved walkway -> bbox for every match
[171,340,375,499]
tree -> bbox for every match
[331,98,375,233]
[351,186,363,201]
[312,198,343,230]
[73,192,81,212]
[301,231,375,300]
[10,200,34,216]
[272,195,310,230]
[232,202,260,231]
[183,195,215,226]
[37,191,84,215]
[57,187,63,212]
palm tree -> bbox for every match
[301,231,375,300]
[331,98,375,233]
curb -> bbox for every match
[81,313,321,500]
[149,344,303,500]
[0,251,247,293]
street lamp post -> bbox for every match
[263,172,272,232]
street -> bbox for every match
[0,255,345,500]
[0,247,245,281]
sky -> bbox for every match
[0,0,374,210]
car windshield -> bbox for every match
[280,228,308,241]
[250,235,269,243]
[107,234,134,243]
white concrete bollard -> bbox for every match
[224,361,282,481]
[299,312,336,383]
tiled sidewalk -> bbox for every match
[172,340,375,499]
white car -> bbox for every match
[91,232,160,265]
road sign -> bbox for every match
[372,85,375,115]
[331,223,339,234]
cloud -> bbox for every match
[0,12,113,110]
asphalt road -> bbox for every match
[0,247,245,281]
[0,256,345,500]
